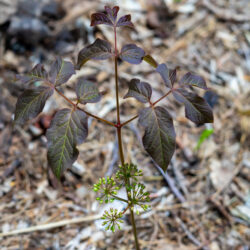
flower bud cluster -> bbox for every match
[116,163,143,182]
[127,182,150,214]
[93,177,121,204]
[93,163,150,232]
[101,208,124,232]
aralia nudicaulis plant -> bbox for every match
[14,6,213,250]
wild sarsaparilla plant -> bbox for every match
[14,6,213,249]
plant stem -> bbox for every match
[54,88,116,127]
[121,88,175,127]
[152,88,173,106]
[111,195,128,203]
[121,114,138,127]
[130,208,140,249]
[117,127,125,164]
[114,27,140,250]
[114,27,120,125]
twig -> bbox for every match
[195,227,225,250]
[0,214,101,237]
[171,157,189,197]
[155,163,186,203]
[211,151,244,198]
[208,197,232,224]
[202,0,250,22]
[1,159,22,180]
[55,88,116,127]
[176,217,202,247]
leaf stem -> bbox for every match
[121,115,138,127]
[54,88,116,127]
[111,195,128,203]
[152,89,173,106]
[122,205,130,215]
[121,88,175,127]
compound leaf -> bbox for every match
[76,79,101,104]
[156,63,172,89]
[76,39,112,69]
[116,14,134,28]
[139,106,176,171]
[179,72,207,90]
[173,88,213,125]
[49,57,75,86]
[143,55,158,68]
[14,86,53,125]
[105,6,119,22]
[120,44,145,64]
[46,108,88,178]
[124,78,152,103]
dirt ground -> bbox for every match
[0,0,250,249]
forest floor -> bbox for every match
[0,0,250,249]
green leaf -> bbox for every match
[49,57,75,86]
[173,88,213,125]
[179,72,207,90]
[195,128,214,150]
[46,108,88,178]
[143,55,158,68]
[76,79,101,104]
[76,39,112,69]
[14,86,53,125]
[124,78,152,103]
[139,106,176,171]
[120,44,145,64]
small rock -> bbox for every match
[76,186,88,199]
[72,161,86,176]
[29,125,43,137]
[8,16,50,46]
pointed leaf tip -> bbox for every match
[139,106,176,171]
[124,78,152,103]
[90,6,133,29]
[17,64,48,86]
[169,68,177,86]
[173,88,213,125]
[46,108,88,178]
[105,6,119,22]
[91,13,113,27]
[76,79,101,104]
[14,86,54,126]
[116,14,134,28]
[120,44,145,65]
[143,55,158,68]
[179,72,207,90]
[49,57,75,86]
[77,39,112,69]
[156,63,172,89]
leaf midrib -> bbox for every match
[16,88,49,123]
[56,110,74,176]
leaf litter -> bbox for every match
[0,0,250,249]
